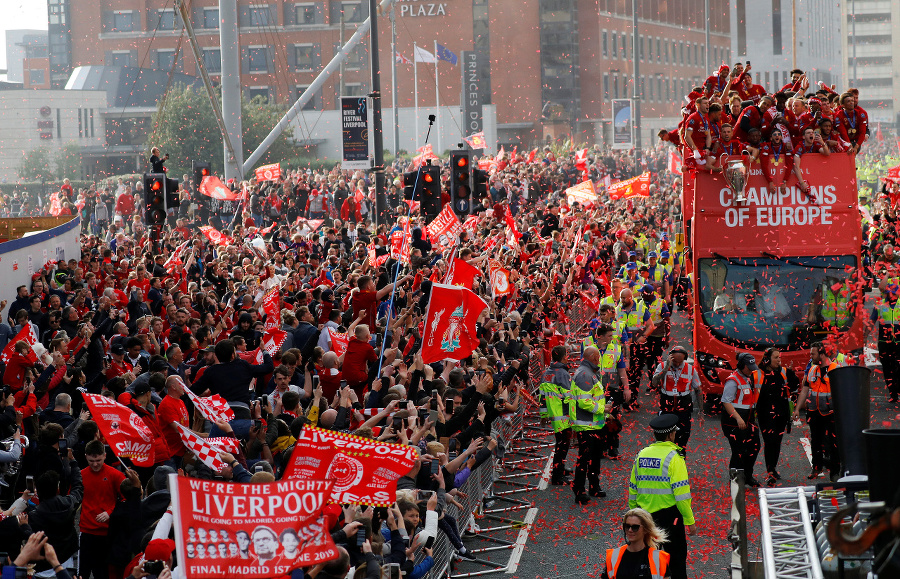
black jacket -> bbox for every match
[28,459,83,566]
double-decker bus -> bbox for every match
[683,153,865,403]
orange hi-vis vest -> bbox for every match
[662,363,695,396]
[605,545,669,579]
[727,369,763,410]
[806,361,837,415]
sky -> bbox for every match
[0,1,49,70]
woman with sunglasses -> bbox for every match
[603,508,670,579]
[757,347,797,486]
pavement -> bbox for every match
[453,309,900,578]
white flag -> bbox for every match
[414,45,436,63]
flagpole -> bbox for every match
[414,42,419,150]
[434,40,441,155]
[390,6,399,156]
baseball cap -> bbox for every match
[641,284,655,294]
[648,251,658,258]
[736,352,758,371]
[110,343,126,356]
[132,382,151,397]
[150,359,169,373]
[625,262,637,271]
[661,251,670,258]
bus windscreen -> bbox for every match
[698,255,857,350]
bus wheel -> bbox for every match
[703,394,721,415]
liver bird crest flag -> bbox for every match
[421,283,487,363]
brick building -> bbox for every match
[50,0,729,148]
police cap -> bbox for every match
[649,414,679,434]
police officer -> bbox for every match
[539,345,573,485]
[792,342,839,480]
[569,336,621,504]
[628,414,696,579]
[618,289,654,410]
[639,285,670,391]
[721,352,763,487]
[872,283,900,404]
[651,346,702,454]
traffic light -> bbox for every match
[402,170,418,201]
[420,164,442,220]
[472,167,489,202]
[143,173,166,226]
[165,176,181,209]
[192,161,210,192]
[449,150,471,215]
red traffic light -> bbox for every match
[151,180,163,191]
[457,157,468,168]
[423,173,433,183]
[201,168,210,176]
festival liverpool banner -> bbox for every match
[425,205,463,249]
[421,283,487,363]
[254,163,282,182]
[282,426,417,505]
[200,177,241,201]
[170,474,339,579]
[565,180,598,205]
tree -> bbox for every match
[18,147,54,182]
[150,85,295,179]
[55,143,83,181]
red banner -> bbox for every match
[262,288,280,331]
[389,223,410,264]
[83,393,155,466]
[328,328,349,356]
[171,475,338,579]
[199,226,234,247]
[254,163,282,182]
[608,171,651,200]
[668,150,683,175]
[425,205,462,249]
[282,426,417,505]
[200,176,241,201]
[422,283,487,363]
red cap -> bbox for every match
[718,64,729,74]
[145,539,176,562]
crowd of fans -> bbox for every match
[0,59,892,579]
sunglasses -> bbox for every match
[623,523,642,533]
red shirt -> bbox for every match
[317,367,344,401]
[342,337,377,389]
[684,112,712,150]
[835,106,869,148]
[105,359,133,381]
[126,278,150,296]
[792,141,826,158]
[352,289,378,332]
[717,138,744,156]
[80,464,125,535]
[157,395,190,457]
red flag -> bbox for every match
[565,180,598,205]
[199,225,234,246]
[578,290,600,312]
[185,388,235,424]
[200,176,240,200]
[283,426,417,505]
[464,132,487,149]
[487,259,513,298]
[262,328,287,355]
[668,150,683,175]
[328,328,349,356]
[504,210,521,243]
[876,123,884,143]
[173,422,227,472]
[527,148,537,164]
[262,287,281,331]
[574,148,588,172]
[254,162,282,182]
[421,283,487,363]
[170,475,339,579]
[425,205,463,249]
[608,172,651,200]
[49,192,62,216]
[445,257,480,289]
[0,325,39,364]
[83,393,155,466]
[462,214,480,233]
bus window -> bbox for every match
[698,255,857,351]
